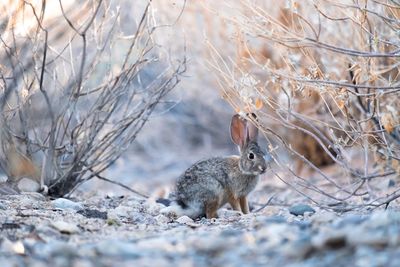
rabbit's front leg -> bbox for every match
[227,191,241,212]
[239,196,249,214]
[228,198,241,211]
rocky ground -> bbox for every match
[0,192,399,267]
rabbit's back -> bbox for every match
[175,157,231,206]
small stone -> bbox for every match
[52,198,84,211]
[156,198,171,206]
[1,238,25,254]
[388,179,395,187]
[176,215,194,224]
[77,208,107,219]
[176,215,200,228]
[17,178,40,192]
[289,204,316,216]
[51,220,80,234]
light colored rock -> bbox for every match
[1,239,25,254]
[176,215,194,224]
[52,198,83,211]
[51,221,80,234]
[17,178,40,192]
[176,215,200,228]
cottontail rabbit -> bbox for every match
[162,114,270,219]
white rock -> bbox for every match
[52,198,83,211]
[176,215,194,224]
[51,220,80,234]
[176,215,200,228]
[1,238,25,254]
[17,178,40,192]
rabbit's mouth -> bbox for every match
[258,165,267,174]
[241,165,266,175]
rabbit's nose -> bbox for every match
[258,165,266,173]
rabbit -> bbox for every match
[161,113,271,219]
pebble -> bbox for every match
[51,221,80,234]
[77,208,108,219]
[1,194,399,267]
[176,215,194,224]
[52,198,84,211]
[1,239,25,254]
[289,204,316,216]
[17,178,40,192]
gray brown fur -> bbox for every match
[166,114,270,219]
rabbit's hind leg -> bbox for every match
[205,197,221,219]
[239,196,249,214]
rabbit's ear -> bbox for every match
[230,114,247,149]
[246,113,259,142]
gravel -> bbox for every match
[0,194,399,267]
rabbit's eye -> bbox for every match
[248,152,255,160]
